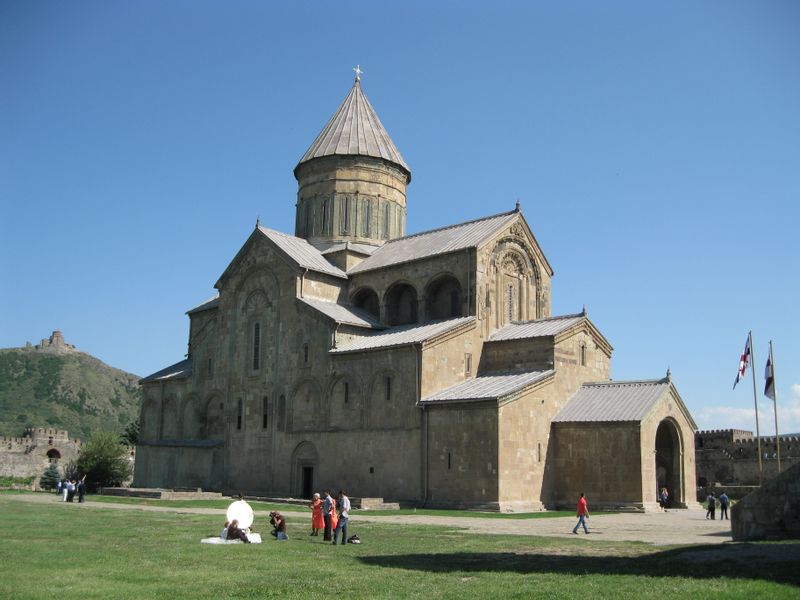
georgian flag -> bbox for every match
[764,354,776,400]
[733,336,751,389]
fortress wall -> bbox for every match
[0,429,83,483]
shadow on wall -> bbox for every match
[357,544,800,587]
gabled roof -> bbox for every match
[488,311,613,355]
[140,358,192,384]
[186,294,220,315]
[552,378,671,423]
[421,370,554,405]
[298,297,383,329]
[348,211,518,274]
[319,242,378,256]
[489,312,585,341]
[296,80,410,177]
[331,316,475,354]
[257,226,347,279]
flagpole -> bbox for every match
[770,340,781,473]
[749,331,763,485]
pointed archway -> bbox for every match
[290,441,319,500]
[655,418,685,506]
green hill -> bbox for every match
[0,346,142,440]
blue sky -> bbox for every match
[2,1,798,433]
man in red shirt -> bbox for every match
[572,492,590,534]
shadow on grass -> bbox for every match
[357,543,800,587]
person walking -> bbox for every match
[62,480,69,502]
[659,487,669,512]
[332,490,351,546]
[719,492,729,520]
[322,490,334,541]
[572,492,590,534]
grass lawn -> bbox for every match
[0,495,797,599]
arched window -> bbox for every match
[580,343,586,367]
[385,283,418,326]
[363,200,371,236]
[352,288,380,320]
[278,395,286,431]
[425,275,463,321]
[252,322,261,371]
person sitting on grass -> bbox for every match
[226,519,251,543]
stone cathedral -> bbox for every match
[135,74,698,511]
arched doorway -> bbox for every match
[291,441,319,500]
[655,418,684,505]
[46,448,61,463]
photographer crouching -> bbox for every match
[269,511,288,541]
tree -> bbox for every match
[120,419,139,446]
[40,463,61,490]
[76,431,132,492]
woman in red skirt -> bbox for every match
[309,492,325,536]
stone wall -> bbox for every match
[425,403,499,508]
[497,382,554,511]
[0,428,82,485]
[732,460,800,541]
[696,429,800,486]
[549,422,644,509]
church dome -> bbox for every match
[294,70,411,249]
[294,74,410,179]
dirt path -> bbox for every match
[4,493,732,546]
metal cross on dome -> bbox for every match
[353,65,363,82]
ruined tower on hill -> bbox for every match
[26,330,78,354]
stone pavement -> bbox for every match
[5,493,732,546]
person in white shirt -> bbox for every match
[332,490,351,546]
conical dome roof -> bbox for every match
[295,79,411,178]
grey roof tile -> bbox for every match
[421,370,554,404]
[297,81,410,175]
[258,226,347,279]
[488,313,585,341]
[186,294,220,315]
[348,211,518,274]
[298,297,383,329]
[331,316,475,354]
[552,379,670,423]
[140,358,192,384]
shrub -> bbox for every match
[40,463,61,490]
[76,431,132,492]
